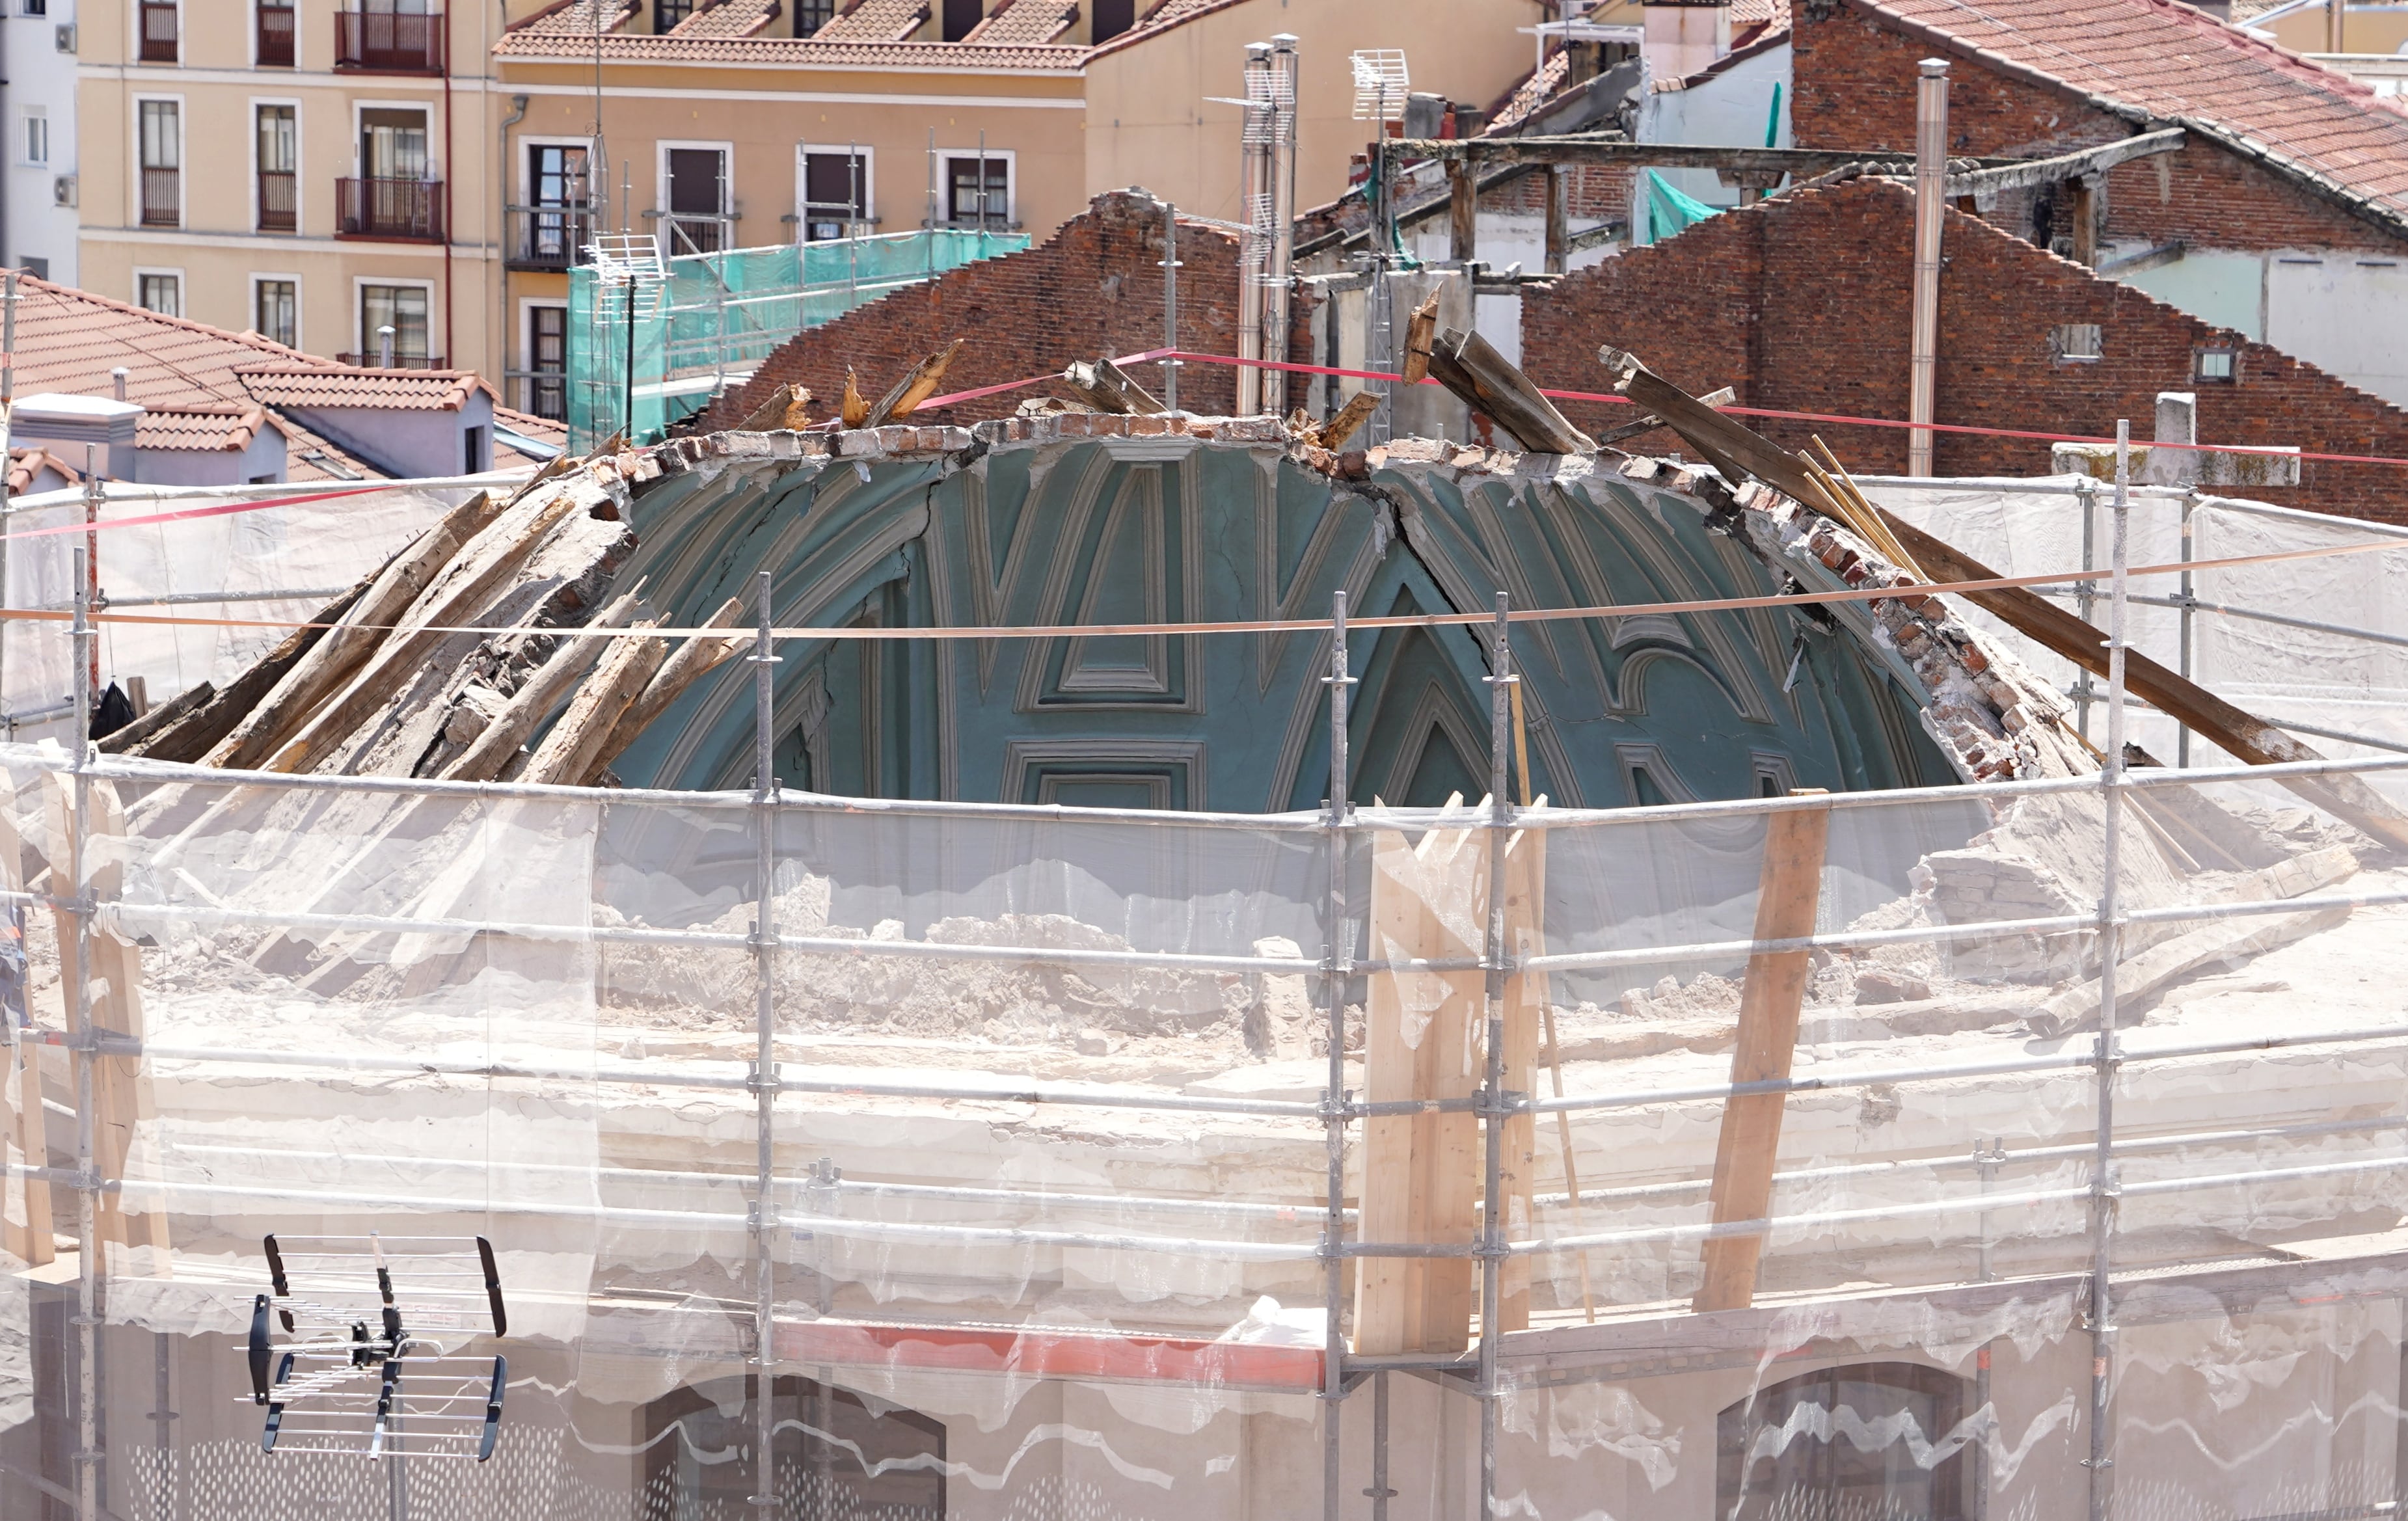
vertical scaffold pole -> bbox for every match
[1478,591,1514,1520]
[1160,202,1181,414]
[2178,490,2197,768]
[1320,591,1355,1521]
[2086,420,2131,1521]
[2074,478,2098,744]
[749,569,782,1518]
[69,543,98,1521]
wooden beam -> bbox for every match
[1398,139,1934,175]
[437,586,645,783]
[580,595,748,785]
[1693,793,1830,1313]
[1356,828,1436,1357]
[1543,166,1569,275]
[521,623,670,786]
[1942,128,2185,200]
[97,678,213,757]
[126,578,373,765]
[0,791,51,1267]
[1062,357,1166,416]
[1448,159,1478,264]
[2070,175,2100,265]
[1426,327,1595,455]
[865,339,966,428]
[1598,346,2408,854]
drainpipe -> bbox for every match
[500,93,529,406]
[1264,34,1299,416]
[442,19,457,370]
[1908,58,1949,477]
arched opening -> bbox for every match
[1716,1362,1973,1521]
[643,1373,945,1520]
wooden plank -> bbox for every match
[267,486,585,774]
[580,595,748,785]
[1062,357,1165,416]
[865,339,966,428]
[1319,392,1383,452]
[437,586,644,783]
[1543,167,1569,275]
[1692,792,1830,1313]
[96,679,212,757]
[1426,327,1595,455]
[1493,823,1543,1335]
[207,491,504,771]
[521,624,670,787]
[1413,819,1487,1354]
[126,579,373,765]
[1601,347,2408,854]
[1448,161,1477,263]
[1355,828,1432,1357]
[0,788,51,1267]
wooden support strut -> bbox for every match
[1693,792,1830,1313]
[0,788,51,1266]
[1597,345,2408,854]
[1448,159,1478,265]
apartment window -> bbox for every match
[800,149,868,241]
[1090,0,1132,42]
[139,0,176,61]
[528,304,567,420]
[664,146,727,254]
[137,273,182,317]
[342,107,441,240]
[517,142,590,267]
[361,283,430,365]
[257,105,297,232]
[654,0,692,30]
[793,0,833,34]
[2195,345,2239,383]
[945,155,1007,228]
[463,425,487,474]
[20,109,46,168]
[257,0,295,66]
[255,279,297,348]
[940,0,981,40]
[138,100,180,228]
[21,0,46,15]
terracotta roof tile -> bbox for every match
[965,0,1077,44]
[1489,51,1571,132]
[135,407,275,452]
[493,27,1079,64]
[506,0,639,36]
[234,366,491,413]
[670,0,781,34]
[1857,0,2408,212]
[7,447,79,494]
[1733,0,1785,27]
[813,0,928,40]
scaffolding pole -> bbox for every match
[70,544,98,1521]
[1319,589,1354,1521]
[748,569,782,1517]
[2087,419,2131,1521]
[1478,591,1514,1519]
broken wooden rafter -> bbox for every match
[840,370,870,429]
[1943,128,2186,200]
[1400,289,1443,386]
[437,584,646,783]
[1591,385,1733,448]
[98,678,213,757]
[1426,327,1595,455]
[734,382,814,433]
[1319,391,1383,451]
[124,579,375,766]
[1061,357,1165,416]
[522,623,670,786]
[1597,345,2408,855]
[580,595,749,785]
[865,339,966,429]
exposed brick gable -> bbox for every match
[1521,178,2408,522]
[708,191,1312,430]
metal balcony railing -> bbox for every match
[258,170,297,232]
[334,9,445,72]
[506,204,594,270]
[336,177,444,242]
[654,213,734,256]
[506,369,569,422]
[140,167,179,228]
[256,2,295,64]
[139,0,176,61]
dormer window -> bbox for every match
[655,0,692,31]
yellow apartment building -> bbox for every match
[76,0,1541,421]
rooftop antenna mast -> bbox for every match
[1350,48,1411,444]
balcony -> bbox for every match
[506,204,593,271]
[652,212,734,256]
[337,177,444,242]
[140,168,178,228]
[336,351,446,370]
[138,0,176,61]
[258,170,296,232]
[256,2,295,65]
[334,9,445,73]
[507,370,569,421]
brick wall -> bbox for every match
[708,191,1312,430]
[1522,178,2408,522]
[1791,0,2403,255]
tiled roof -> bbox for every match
[504,0,640,36]
[7,447,80,494]
[1733,0,1787,27]
[966,0,1077,44]
[1488,50,1571,133]
[135,407,275,452]
[813,0,928,40]
[1854,0,2408,215]
[670,0,781,36]
[236,366,492,413]
[493,27,1080,64]
[2,276,506,481]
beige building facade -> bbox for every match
[74,0,1541,420]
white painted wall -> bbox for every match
[1634,37,1792,235]
[5,0,78,285]
[2113,246,2408,407]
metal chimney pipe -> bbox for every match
[379,324,396,369]
[1908,58,1949,478]
[1236,41,1273,416]
[109,368,128,402]
[1263,34,1300,416]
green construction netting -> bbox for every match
[1637,168,1723,247]
[570,228,1029,450]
